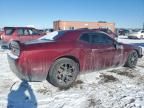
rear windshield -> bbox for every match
[39,31,65,41]
[5,28,15,35]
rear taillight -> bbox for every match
[10,41,21,56]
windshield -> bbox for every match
[39,31,65,40]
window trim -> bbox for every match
[79,32,92,44]
[17,28,30,36]
[78,31,115,45]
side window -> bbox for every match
[28,29,33,35]
[28,29,39,35]
[18,29,29,36]
[17,29,24,35]
[80,33,90,43]
[23,29,29,35]
[91,33,113,45]
[5,28,15,35]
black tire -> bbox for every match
[125,50,138,68]
[47,58,79,89]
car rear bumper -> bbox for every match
[7,53,33,81]
[7,53,47,82]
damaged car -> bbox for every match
[7,29,143,88]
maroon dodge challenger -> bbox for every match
[8,29,143,88]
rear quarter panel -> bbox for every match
[18,41,81,81]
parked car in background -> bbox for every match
[128,30,144,39]
[37,28,54,35]
[45,28,54,34]
[117,29,130,36]
[37,29,47,35]
[1,27,45,48]
[8,29,143,89]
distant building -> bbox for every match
[53,20,115,32]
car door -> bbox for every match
[90,32,120,70]
[78,33,93,71]
[18,28,32,42]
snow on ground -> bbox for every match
[0,36,144,108]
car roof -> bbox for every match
[3,27,35,29]
[56,29,110,41]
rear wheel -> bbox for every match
[47,58,79,89]
[125,50,138,68]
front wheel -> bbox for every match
[124,50,138,68]
[47,58,79,89]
